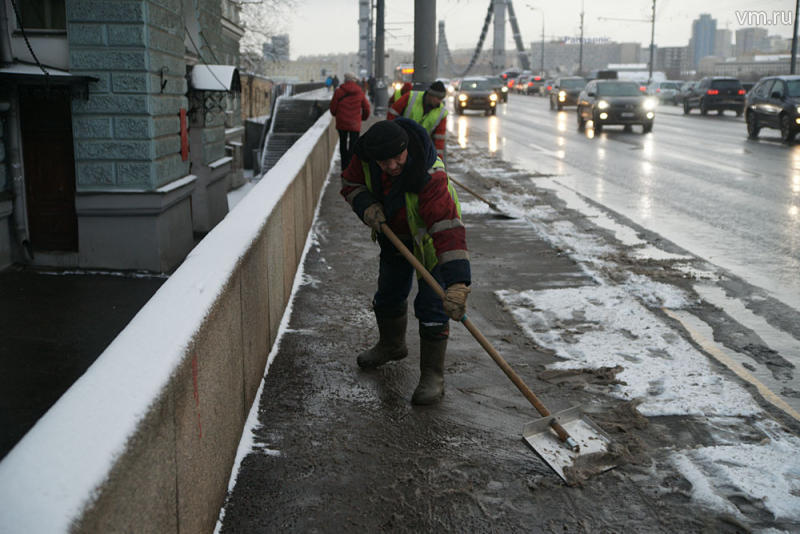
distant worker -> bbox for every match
[388,81,448,160]
[340,118,470,405]
[325,75,333,92]
[389,82,412,106]
[332,74,340,89]
[330,72,371,169]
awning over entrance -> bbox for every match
[189,64,241,92]
[0,63,98,86]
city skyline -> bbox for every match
[278,0,795,59]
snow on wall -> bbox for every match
[0,112,335,533]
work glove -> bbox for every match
[363,203,386,233]
[443,283,470,321]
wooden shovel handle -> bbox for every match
[448,176,499,211]
[379,223,577,449]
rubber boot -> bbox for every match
[411,337,447,405]
[356,313,408,369]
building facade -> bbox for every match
[690,14,717,67]
[0,0,244,272]
[656,46,689,79]
[735,27,769,57]
[714,29,733,58]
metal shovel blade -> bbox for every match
[522,406,615,484]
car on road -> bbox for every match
[513,72,534,94]
[675,81,697,105]
[745,75,800,143]
[540,79,554,97]
[647,80,682,104]
[528,74,545,95]
[683,77,746,116]
[500,69,520,90]
[486,75,509,102]
[550,76,587,110]
[576,80,656,133]
[455,76,498,115]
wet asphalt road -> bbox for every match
[218,127,799,531]
[447,93,800,420]
[453,94,800,314]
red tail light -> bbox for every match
[507,81,514,88]
[738,89,746,95]
[707,89,719,95]
[528,81,533,87]
[534,76,541,81]
[639,86,646,92]
[656,88,661,93]
[502,74,507,79]
[546,85,552,91]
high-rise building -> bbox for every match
[735,27,769,57]
[656,46,689,78]
[690,14,716,67]
[714,29,733,58]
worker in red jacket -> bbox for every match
[388,81,412,106]
[340,118,470,405]
[330,72,371,168]
[387,81,448,160]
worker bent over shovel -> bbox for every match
[340,118,471,405]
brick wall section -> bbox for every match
[145,0,189,187]
[67,0,201,191]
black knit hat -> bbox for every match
[358,120,409,161]
[427,81,447,99]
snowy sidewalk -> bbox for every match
[216,139,800,533]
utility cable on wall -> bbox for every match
[185,26,229,90]
[8,0,49,76]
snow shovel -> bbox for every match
[380,223,614,484]
[448,176,516,219]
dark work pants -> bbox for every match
[337,129,359,169]
[372,234,449,338]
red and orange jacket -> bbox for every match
[329,81,371,132]
[386,92,447,158]
[340,118,469,286]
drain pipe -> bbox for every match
[0,3,32,258]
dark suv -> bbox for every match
[577,80,656,133]
[683,77,746,116]
[550,77,586,110]
[745,75,800,143]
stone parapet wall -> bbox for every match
[0,112,337,533]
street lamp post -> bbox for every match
[526,5,545,77]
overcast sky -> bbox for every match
[283,0,795,59]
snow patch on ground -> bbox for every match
[671,422,800,524]
[497,284,761,417]
[458,199,494,215]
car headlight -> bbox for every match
[795,105,800,115]
[597,100,609,110]
[501,86,508,93]
[489,93,498,102]
[642,98,657,111]
[559,90,566,97]
[458,94,468,102]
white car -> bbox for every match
[647,81,683,104]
